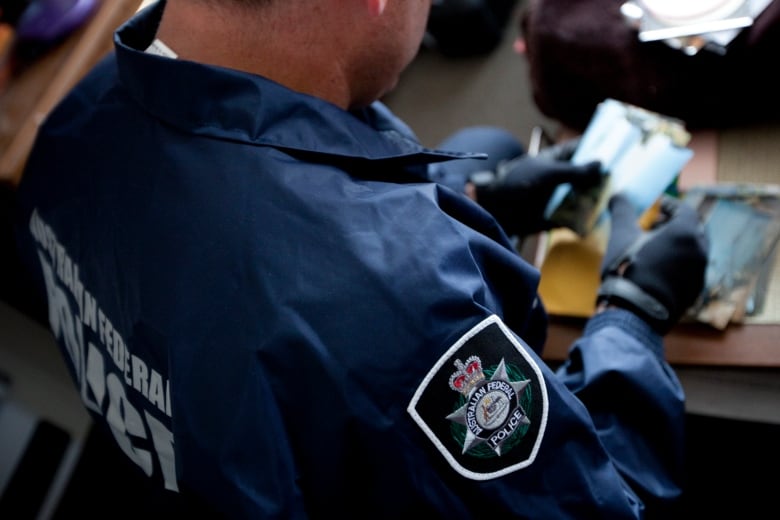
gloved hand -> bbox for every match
[470,141,603,237]
[597,192,710,335]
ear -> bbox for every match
[367,0,388,16]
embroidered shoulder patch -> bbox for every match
[407,315,548,480]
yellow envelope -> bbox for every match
[537,200,661,317]
[537,227,605,318]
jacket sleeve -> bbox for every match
[554,308,686,516]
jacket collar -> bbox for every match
[113,1,482,166]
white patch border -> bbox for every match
[407,314,549,480]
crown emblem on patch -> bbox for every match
[448,355,485,396]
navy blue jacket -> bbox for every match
[14,3,685,518]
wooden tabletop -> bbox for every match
[544,316,780,368]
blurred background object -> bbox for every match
[1,0,99,90]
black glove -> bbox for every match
[598,193,710,335]
[470,151,603,238]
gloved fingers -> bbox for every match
[537,159,601,187]
[653,196,706,234]
[647,195,682,228]
[665,197,701,228]
[534,137,582,161]
[501,156,603,189]
[602,192,642,273]
[567,160,604,189]
[607,192,641,235]
[658,194,681,216]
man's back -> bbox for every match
[12,1,708,517]
[14,16,564,515]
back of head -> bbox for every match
[157,0,432,109]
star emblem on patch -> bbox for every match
[408,315,548,480]
[446,355,532,456]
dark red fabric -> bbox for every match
[519,0,780,131]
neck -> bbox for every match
[155,0,355,109]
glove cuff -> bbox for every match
[596,276,670,334]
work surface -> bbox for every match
[544,316,780,425]
[545,315,780,367]
[539,122,780,425]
